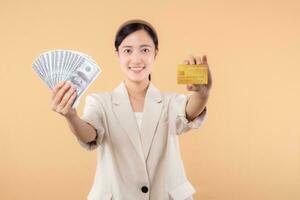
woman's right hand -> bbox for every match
[50,81,78,119]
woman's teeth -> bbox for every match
[129,67,145,72]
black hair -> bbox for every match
[114,19,159,81]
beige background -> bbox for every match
[1,0,299,199]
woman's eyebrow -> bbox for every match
[140,44,152,48]
[121,44,152,49]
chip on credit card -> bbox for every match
[177,64,208,84]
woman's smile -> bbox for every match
[128,66,146,74]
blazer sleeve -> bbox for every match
[171,93,208,135]
[77,94,106,151]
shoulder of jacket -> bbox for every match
[160,92,192,104]
[160,92,178,104]
[88,92,110,98]
[160,91,182,99]
[85,92,111,104]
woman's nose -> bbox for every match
[131,52,142,63]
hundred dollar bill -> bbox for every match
[32,50,101,108]
[67,58,100,108]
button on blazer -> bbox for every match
[77,81,208,200]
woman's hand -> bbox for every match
[50,81,78,119]
[183,55,213,96]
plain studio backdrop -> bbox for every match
[0,0,299,199]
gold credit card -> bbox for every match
[177,64,208,84]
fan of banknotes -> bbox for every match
[32,49,101,108]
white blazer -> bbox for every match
[77,81,208,200]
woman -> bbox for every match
[50,19,212,200]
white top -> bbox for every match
[134,112,143,132]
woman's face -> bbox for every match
[116,29,158,83]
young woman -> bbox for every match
[50,19,212,200]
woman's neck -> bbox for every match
[124,79,149,98]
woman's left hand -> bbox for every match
[183,55,213,96]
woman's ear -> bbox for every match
[154,49,159,58]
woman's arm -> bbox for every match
[186,92,209,121]
[50,81,97,144]
[182,55,212,121]
[64,114,97,144]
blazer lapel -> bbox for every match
[111,81,163,162]
[112,81,145,161]
[140,83,163,161]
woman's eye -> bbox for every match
[142,49,150,53]
[124,49,131,53]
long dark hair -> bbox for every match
[114,19,159,81]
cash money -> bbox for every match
[32,50,101,108]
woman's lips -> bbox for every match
[129,67,145,73]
